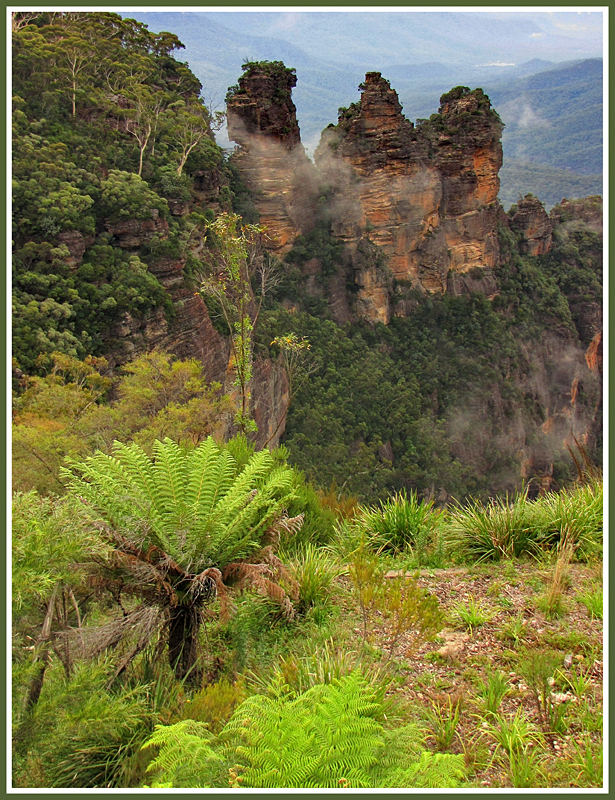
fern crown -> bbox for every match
[63,437,297,571]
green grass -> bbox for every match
[577,587,603,619]
[476,670,510,717]
[284,543,342,613]
[445,482,602,564]
[453,598,494,633]
[346,490,438,556]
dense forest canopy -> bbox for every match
[12,11,227,373]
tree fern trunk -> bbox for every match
[168,604,202,686]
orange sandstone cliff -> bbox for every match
[226,62,319,255]
[227,69,506,323]
[316,75,503,322]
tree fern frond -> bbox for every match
[224,563,295,619]
[185,438,225,509]
[151,438,188,518]
[108,441,159,512]
[211,450,276,528]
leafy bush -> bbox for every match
[282,473,338,552]
[100,170,169,222]
[348,540,443,655]
[14,661,154,789]
[180,678,247,734]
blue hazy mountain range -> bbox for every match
[123,11,603,208]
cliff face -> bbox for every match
[226,63,319,255]
[103,181,289,449]
[219,64,601,473]
[315,76,503,322]
[227,70,505,323]
[509,194,553,256]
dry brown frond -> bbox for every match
[222,560,295,619]
[190,567,236,620]
[53,604,163,674]
[567,435,602,484]
[262,513,304,546]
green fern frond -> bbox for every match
[151,438,188,518]
[397,751,466,788]
[142,720,222,789]
[139,670,467,789]
[185,438,226,510]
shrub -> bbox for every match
[348,541,443,655]
[577,587,603,619]
[181,678,247,734]
[14,661,154,789]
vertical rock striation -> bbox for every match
[226,62,319,254]
[314,75,504,321]
[509,194,554,256]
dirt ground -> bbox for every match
[358,561,603,788]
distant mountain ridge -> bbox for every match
[123,11,603,208]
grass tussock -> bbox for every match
[445,481,602,564]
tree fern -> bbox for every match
[63,436,301,680]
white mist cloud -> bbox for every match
[499,97,550,130]
[475,61,516,67]
[518,105,549,129]
[272,12,301,32]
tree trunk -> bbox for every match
[168,604,202,686]
[23,585,58,712]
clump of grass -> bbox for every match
[508,745,545,788]
[284,542,342,613]
[485,708,542,759]
[446,490,542,563]
[249,638,385,699]
[577,587,602,619]
[483,711,547,787]
[561,665,592,699]
[499,613,528,646]
[343,490,437,555]
[423,692,463,751]
[536,536,574,619]
[477,670,510,717]
[445,481,603,564]
[453,598,494,633]
[571,736,603,785]
[531,480,603,562]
